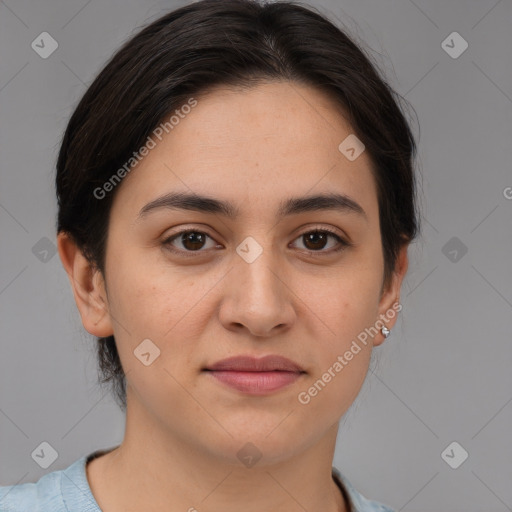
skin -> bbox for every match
[58,81,408,512]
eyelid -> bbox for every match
[289,226,351,255]
[162,227,220,257]
[161,224,351,257]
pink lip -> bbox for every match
[203,355,305,395]
[205,355,304,372]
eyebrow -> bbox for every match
[137,191,367,221]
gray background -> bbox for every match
[1,0,511,510]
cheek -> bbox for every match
[106,246,194,334]
[107,267,203,409]
[295,286,376,423]
[106,255,215,375]
[295,346,371,434]
[296,263,382,351]
[294,255,382,404]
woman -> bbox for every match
[0,0,420,510]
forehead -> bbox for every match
[111,81,378,221]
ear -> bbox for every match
[57,232,114,338]
[373,244,409,347]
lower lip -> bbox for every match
[205,370,303,395]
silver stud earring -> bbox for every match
[381,326,390,338]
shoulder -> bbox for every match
[0,469,63,512]
[0,452,100,512]
[333,467,396,512]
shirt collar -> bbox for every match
[61,448,360,512]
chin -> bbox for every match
[204,423,314,467]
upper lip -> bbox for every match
[204,355,305,373]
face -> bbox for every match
[61,81,407,466]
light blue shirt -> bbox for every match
[0,449,395,512]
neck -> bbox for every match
[87,395,347,512]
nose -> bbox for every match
[218,247,296,338]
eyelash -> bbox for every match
[162,227,351,258]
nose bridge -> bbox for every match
[227,232,295,326]
[218,229,297,336]
[234,234,282,301]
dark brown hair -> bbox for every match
[56,0,421,411]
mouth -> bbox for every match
[202,355,306,395]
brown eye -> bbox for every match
[162,227,350,258]
[303,231,330,251]
[163,230,218,255]
[291,229,349,254]
[179,231,208,251]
